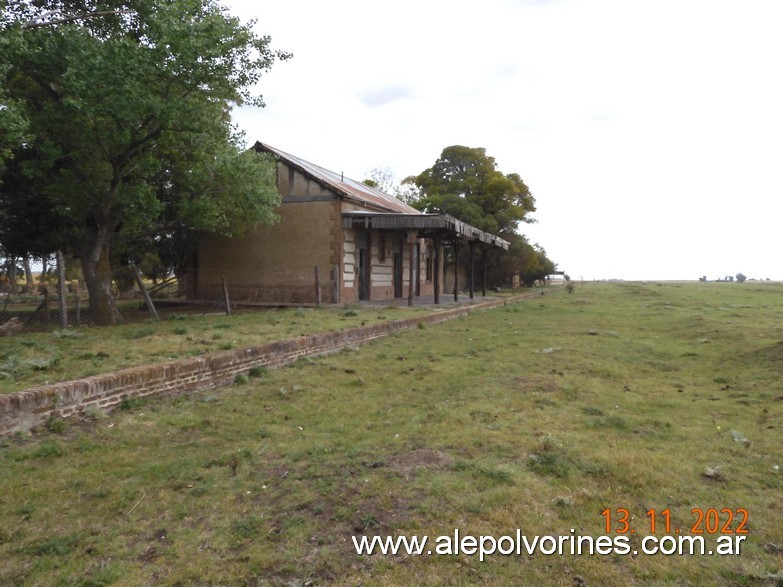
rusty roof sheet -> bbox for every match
[254,142,420,214]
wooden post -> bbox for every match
[221,276,231,316]
[315,266,322,306]
[56,250,68,329]
[433,235,441,304]
[333,264,340,304]
[75,283,81,327]
[453,243,460,302]
[469,242,475,300]
[482,248,488,297]
[43,286,50,325]
[131,263,159,321]
[408,238,415,307]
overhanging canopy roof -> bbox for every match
[342,212,510,250]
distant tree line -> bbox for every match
[699,273,754,283]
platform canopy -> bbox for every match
[341,212,510,250]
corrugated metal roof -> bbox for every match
[253,141,509,250]
[254,142,420,214]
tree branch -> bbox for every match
[23,10,133,30]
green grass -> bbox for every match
[0,282,782,585]
[0,304,430,393]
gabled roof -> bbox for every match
[253,141,419,214]
[252,141,509,250]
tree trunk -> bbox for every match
[80,226,120,325]
[8,258,18,293]
[24,255,35,293]
[23,255,34,293]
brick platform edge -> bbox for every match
[0,291,549,436]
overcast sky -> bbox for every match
[225,0,783,281]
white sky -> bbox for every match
[225,0,783,281]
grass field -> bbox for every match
[0,303,432,394]
[1,282,781,586]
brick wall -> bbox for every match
[197,192,338,304]
[0,293,546,436]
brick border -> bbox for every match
[0,292,547,436]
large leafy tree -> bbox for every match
[406,145,536,236]
[406,145,553,287]
[0,0,288,324]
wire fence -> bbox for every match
[0,253,539,336]
[0,252,196,335]
[0,287,165,335]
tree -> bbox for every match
[735,272,747,283]
[406,146,542,288]
[497,236,555,287]
[363,167,396,193]
[406,145,535,236]
[363,167,421,205]
[0,0,289,324]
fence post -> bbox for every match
[43,286,50,325]
[315,266,321,306]
[56,250,68,329]
[332,265,340,304]
[75,283,81,326]
[222,277,231,316]
[131,263,159,321]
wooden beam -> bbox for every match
[315,266,322,306]
[482,248,488,297]
[222,276,231,316]
[408,238,415,307]
[433,235,441,304]
[56,250,68,329]
[131,263,160,322]
[453,243,460,302]
[333,264,340,304]
[469,242,475,300]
